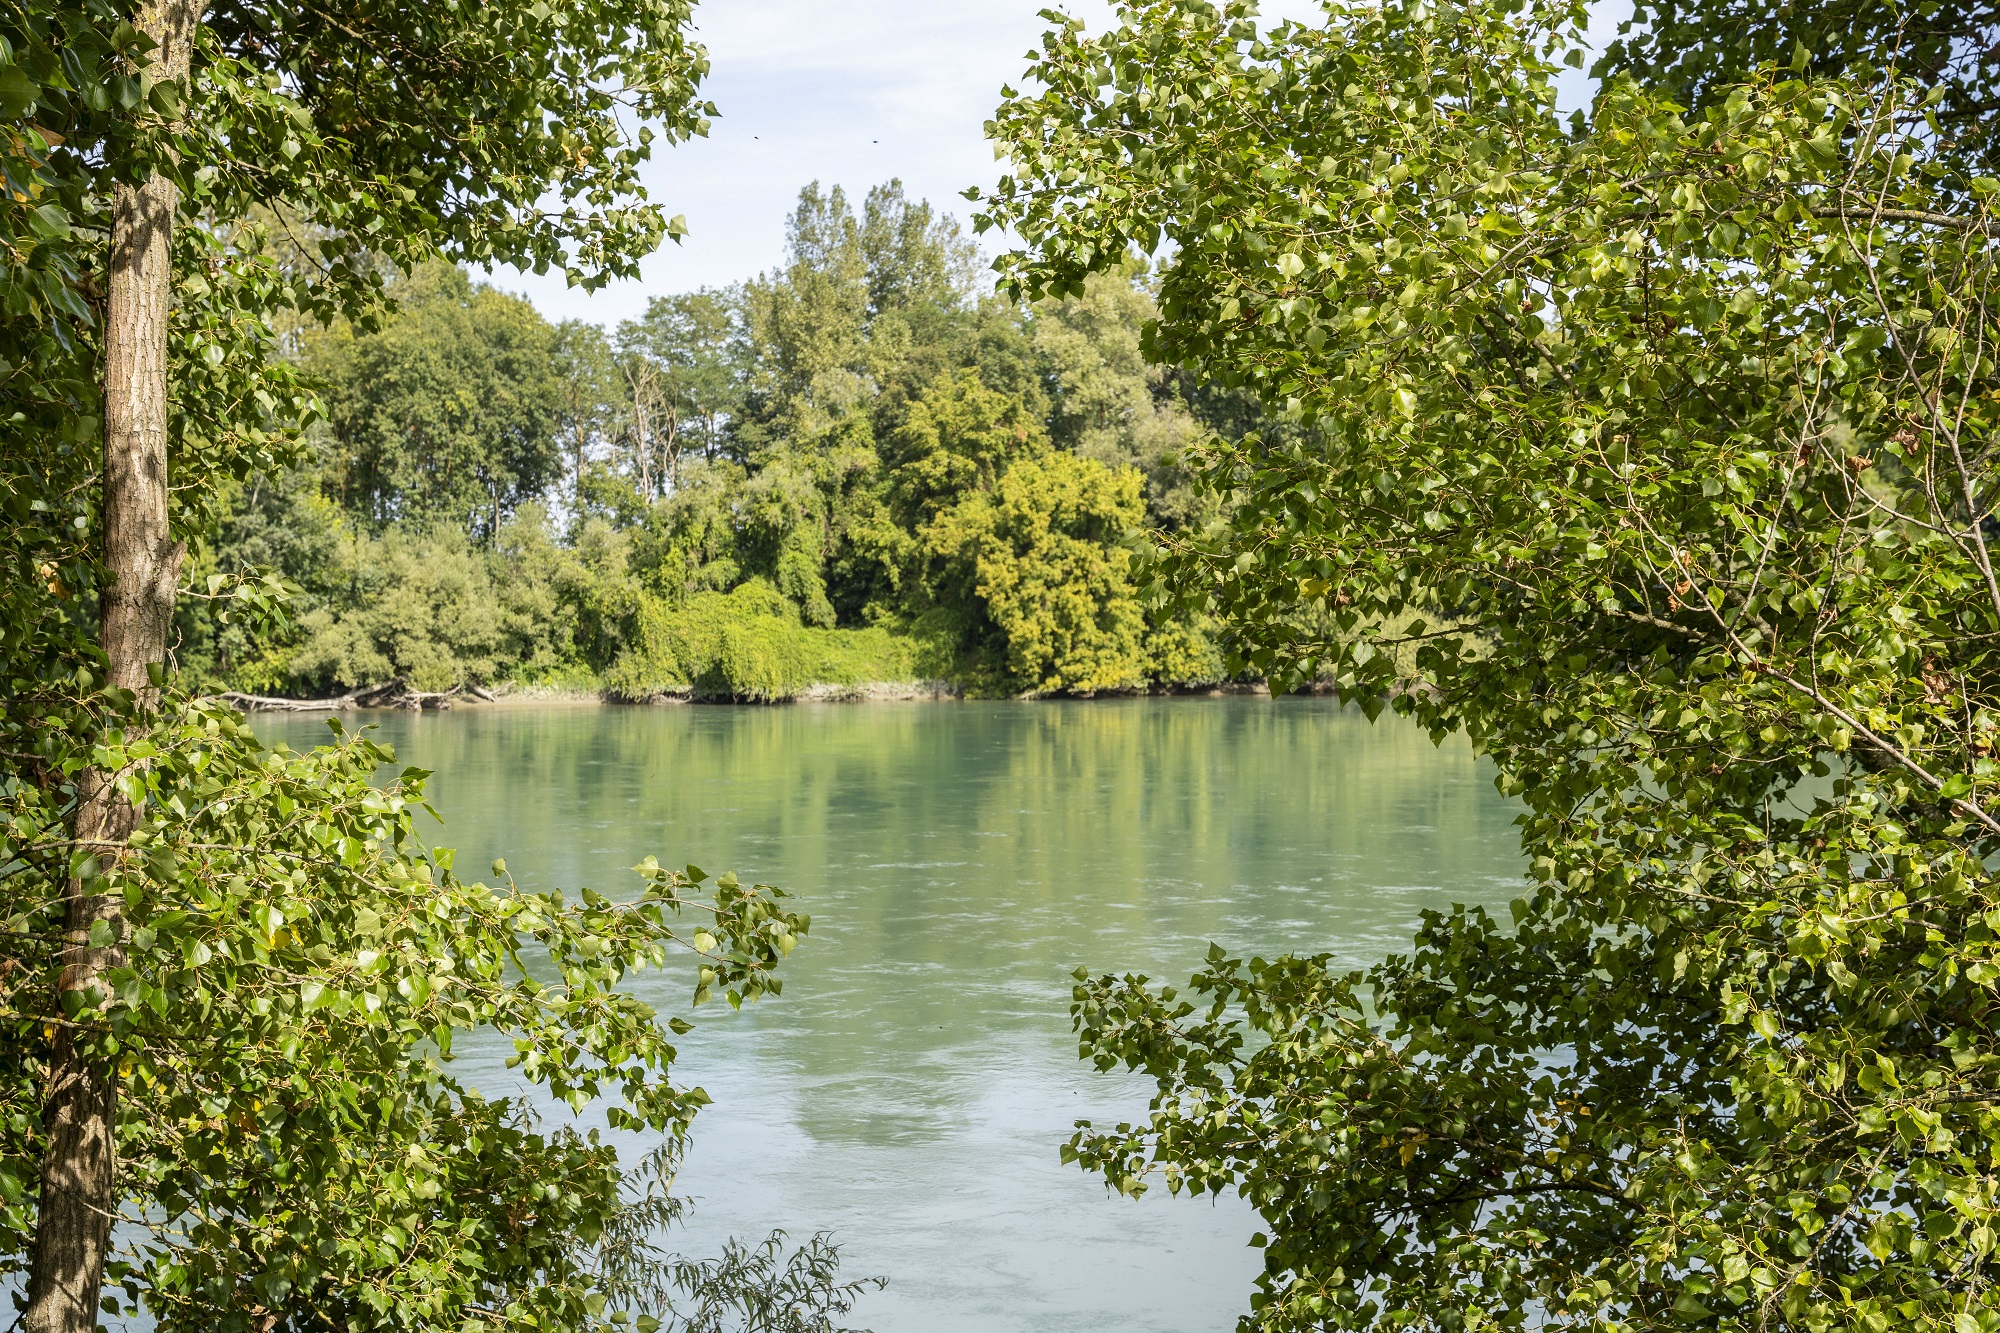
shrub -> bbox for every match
[286,525,506,692]
[605,581,918,701]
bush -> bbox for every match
[605,581,919,701]
[286,525,507,692]
[1142,611,1228,688]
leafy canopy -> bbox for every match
[981,1,2000,1330]
[1599,1,2000,176]
[317,265,568,537]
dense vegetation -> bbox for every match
[981,0,2000,1330]
[0,3,856,1331]
[183,184,1237,702]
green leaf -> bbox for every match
[0,65,37,117]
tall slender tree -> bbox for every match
[26,11,202,1326]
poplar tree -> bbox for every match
[982,2,2000,1329]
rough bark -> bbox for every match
[24,4,202,1329]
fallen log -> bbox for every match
[215,688,364,713]
[212,678,483,713]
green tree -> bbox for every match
[554,319,625,511]
[619,288,745,472]
[736,181,989,449]
[281,522,508,691]
[983,0,2000,1329]
[740,185,873,444]
[885,369,1042,532]
[316,265,567,541]
[928,450,1149,694]
[859,179,982,318]
[497,506,646,680]
[0,3,801,1331]
[1032,268,1204,529]
[887,369,1150,692]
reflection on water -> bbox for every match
[256,697,1525,1333]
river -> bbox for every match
[254,696,1525,1333]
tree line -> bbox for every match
[181,182,1247,702]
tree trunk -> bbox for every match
[24,4,201,1329]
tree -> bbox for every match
[1601,1,2000,173]
[317,265,567,540]
[982,1,2000,1329]
[620,289,744,473]
[1031,268,1204,529]
[737,181,986,449]
[927,450,1149,695]
[0,0,732,1328]
[554,320,624,514]
[741,185,873,444]
[19,8,207,1320]
[885,369,1151,692]
[858,179,982,318]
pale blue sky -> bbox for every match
[496,0,1631,327]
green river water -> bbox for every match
[255,697,1525,1333]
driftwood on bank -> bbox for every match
[214,678,496,713]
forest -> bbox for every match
[185,183,1242,703]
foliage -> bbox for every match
[567,1139,885,1333]
[604,581,918,702]
[1035,266,1207,527]
[658,1233,883,1333]
[190,0,712,307]
[982,0,2000,1330]
[927,450,1149,695]
[617,288,743,489]
[577,1138,884,1333]
[1600,1,2000,175]
[281,523,511,693]
[1,703,809,1329]
[197,182,1249,699]
[314,265,568,539]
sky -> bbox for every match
[495,0,1631,329]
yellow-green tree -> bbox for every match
[929,448,1148,695]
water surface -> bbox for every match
[257,697,1524,1333]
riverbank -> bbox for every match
[213,676,1281,712]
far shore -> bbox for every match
[216,679,1288,713]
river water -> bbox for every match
[255,697,1525,1333]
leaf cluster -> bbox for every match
[1,703,807,1329]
